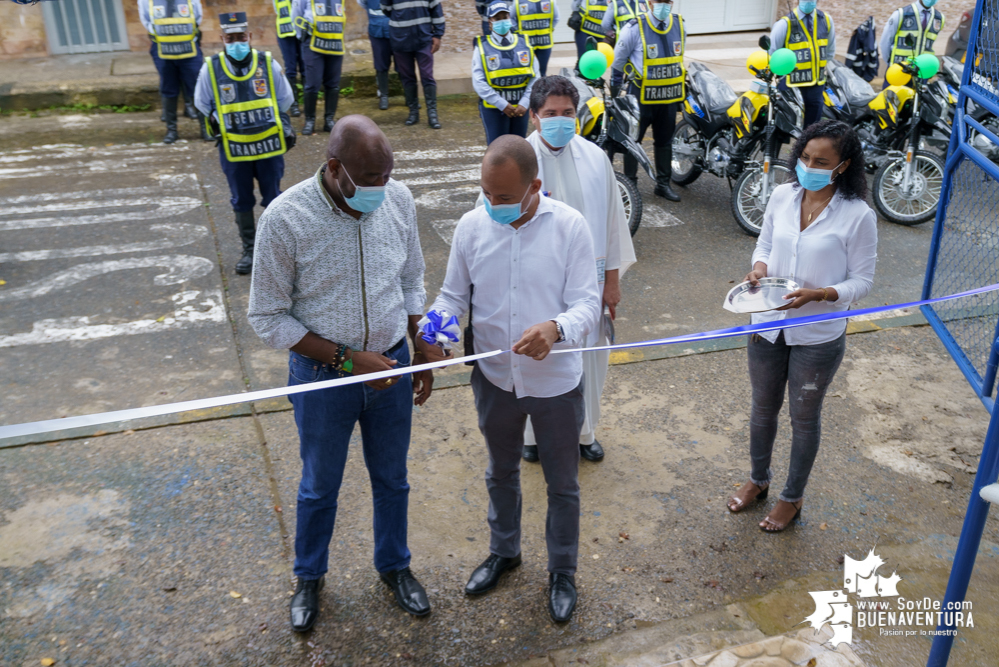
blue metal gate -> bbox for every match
[922,0,999,664]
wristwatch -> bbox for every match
[553,320,565,343]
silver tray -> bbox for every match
[723,278,801,314]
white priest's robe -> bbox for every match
[524,131,636,446]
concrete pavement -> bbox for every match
[1,98,998,666]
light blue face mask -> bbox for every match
[921,0,937,7]
[539,116,577,148]
[796,159,843,191]
[492,19,512,35]
[484,187,530,225]
[340,162,387,213]
[650,2,671,21]
[225,40,251,61]
[798,0,816,14]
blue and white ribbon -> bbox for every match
[1,283,997,441]
[418,309,461,350]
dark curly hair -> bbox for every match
[529,75,580,115]
[786,119,868,200]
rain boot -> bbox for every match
[184,99,197,120]
[302,92,318,136]
[323,87,339,132]
[162,95,179,144]
[234,211,256,275]
[424,84,441,130]
[197,111,214,142]
[376,71,390,110]
[288,76,301,117]
[653,146,680,202]
[403,83,420,126]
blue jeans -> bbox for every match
[288,340,413,579]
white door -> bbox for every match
[554,0,576,43]
[672,0,776,34]
[553,0,776,41]
[42,0,129,54]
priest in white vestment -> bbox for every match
[522,74,636,463]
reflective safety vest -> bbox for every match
[309,0,346,55]
[514,0,555,50]
[208,50,288,162]
[149,0,197,60]
[476,34,535,109]
[364,0,390,39]
[637,13,684,104]
[890,2,944,64]
[781,8,831,87]
[275,0,296,38]
[580,0,607,37]
[611,0,645,31]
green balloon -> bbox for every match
[579,50,608,79]
[915,53,940,79]
[769,48,797,77]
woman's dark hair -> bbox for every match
[529,75,580,114]
[786,119,868,200]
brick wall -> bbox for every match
[0,4,48,57]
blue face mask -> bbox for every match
[225,40,251,61]
[921,0,937,6]
[484,187,531,225]
[796,159,843,191]
[340,162,387,213]
[651,2,671,21]
[539,116,577,148]
[798,0,816,14]
[492,19,512,35]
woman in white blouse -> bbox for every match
[727,120,878,532]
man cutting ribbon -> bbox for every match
[423,135,601,623]
[248,115,437,632]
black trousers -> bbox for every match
[778,79,825,131]
[624,84,677,183]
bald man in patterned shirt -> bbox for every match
[248,115,438,632]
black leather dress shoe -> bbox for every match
[580,440,604,462]
[290,576,324,632]
[380,567,431,616]
[548,573,577,623]
[654,183,681,202]
[465,553,522,595]
[523,445,539,463]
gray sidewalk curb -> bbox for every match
[0,311,927,449]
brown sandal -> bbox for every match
[760,500,803,532]
[727,482,769,513]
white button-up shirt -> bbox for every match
[751,183,878,345]
[430,196,601,398]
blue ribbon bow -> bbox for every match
[419,309,461,349]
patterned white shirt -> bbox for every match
[248,166,427,353]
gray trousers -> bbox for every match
[470,365,584,575]
[748,331,846,503]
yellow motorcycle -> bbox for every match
[821,52,949,225]
[670,37,803,235]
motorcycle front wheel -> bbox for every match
[670,119,704,186]
[615,171,644,237]
[731,164,793,236]
[872,150,944,225]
